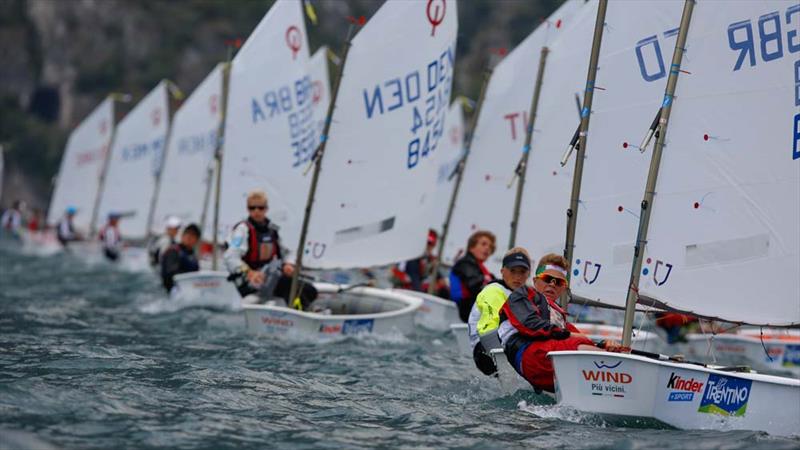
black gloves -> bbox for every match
[551,329,571,340]
[472,342,498,376]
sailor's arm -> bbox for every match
[475,285,504,336]
[503,295,569,340]
[223,223,251,275]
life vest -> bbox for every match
[166,243,199,272]
[98,225,120,245]
[240,220,279,270]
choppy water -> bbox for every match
[1,245,798,449]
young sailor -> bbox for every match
[223,190,317,308]
[469,247,533,375]
[391,229,448,297]
[98,213,122,261]
[148,216,181,266]
[56,206,82,247]
[160,223,201,293]
[500,254,627,392]
[450,230,497,322]
[0,200,24,239]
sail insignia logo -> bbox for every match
[573,259,601,285]
[285,26,302,60]
[642,257,672,286]
[426,0,446,37]
[697,374,752,417]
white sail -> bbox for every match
[216,0,312,254]
[568,1,684,306]
[46,98,115,232]
[431,101,464,233]
[309,46,332,139]
[444,0,586,272]
[303,0,458,269]
[152,64,224,235]
[639,0,799,325]
[95,81,170,240]
[514,3,596,268]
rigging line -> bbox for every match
[699,319,718,364]
[635,302,656,353]
[760,326,774,362]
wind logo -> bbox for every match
[583,360,631,398]
[698,374,752,417]
[666,372,704,402]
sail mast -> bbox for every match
[508,46,549,248]
[560,0,608,309]
[621,0,695,347]
[289,26,355,303]
[427,67,492,294]
[145,81,181,240]
[89,94,126,236]
[209,47,234,270]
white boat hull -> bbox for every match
[243,282,421,340]
[395,289,459,331]
[550,351,800,436]
[684,329,800,377]
[172,271,241,311]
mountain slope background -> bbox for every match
[0,0,563,212]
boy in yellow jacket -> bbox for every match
[468,247,533,375]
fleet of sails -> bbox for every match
[40,0,798,434]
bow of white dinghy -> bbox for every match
[549,350,800,437]
[172,270,242,311]
[243,282,422,340]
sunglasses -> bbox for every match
[537,274,567,288]
[247,204,267,211]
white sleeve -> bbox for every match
[223,222,250,274]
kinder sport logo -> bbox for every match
[666,372,704,402]
[697,374,752,417]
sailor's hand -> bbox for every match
[282,263,295,277]
[602,340,629,353]
[246,270,265,287]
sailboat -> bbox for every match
[94,80,178,271]
[442,0,585,273]
[550,0,799,435]
[497,0,671,352]
[404,100,464,332]
[41,96,120,257]
[444,0,587,356]
[241,0,458,339]
[148,64,241,309]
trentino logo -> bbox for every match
[783,345,800,368]
[697,374,752,417]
